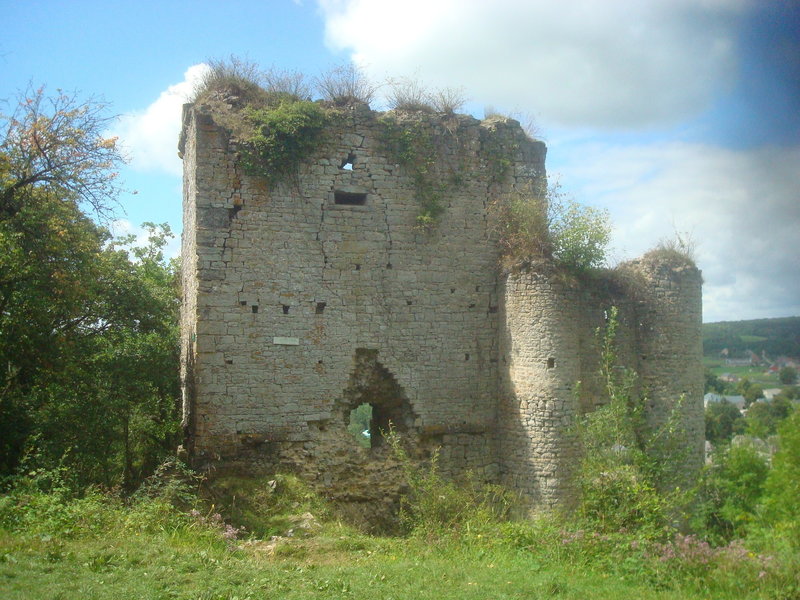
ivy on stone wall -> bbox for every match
[377,116,449,229]
[240,97,330,185]
[481,130,519,185]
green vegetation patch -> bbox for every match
[495,181,611,272]
[202,473,330,539]
[703,316,800,358]
[377,115,449,228]
[241,97,330,185]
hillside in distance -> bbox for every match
[703,316,800,357]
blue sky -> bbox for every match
[1,0,798,323]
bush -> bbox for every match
[761,410,800,544]
[496,180,611,271]
[385,77,435,112]
[192,56,264,103]
[692,442,769,543]
[241,98,329,184]
[262,67,313,99]
[645,230,697,268]
[549,192,611,270]
[429,87,467,114]
[574,307,690,533]
[495,181,550,262]
[386,429,514,538]
[202,473,329,539]
[316,63,377,106]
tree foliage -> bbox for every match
[693,442,769,543]
[1,86,124,219]
[0,88,180,490]
[778,366,797,385]
[704,400,744,446]
[744,396,793,439]
[762,410,800,541]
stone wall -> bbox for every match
[180,97,703,513]
[498,259,703,508]
[180,99,545,510]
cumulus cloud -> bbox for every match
[553,141,800,321]
[115,64,209,175]
[318,0,747,128]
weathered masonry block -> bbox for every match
[179,95,703,514]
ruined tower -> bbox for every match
[179,94,703,513]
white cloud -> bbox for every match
[552,141,800,322]
[116,64,210,175]
[318,0,747,128]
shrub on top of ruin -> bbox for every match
[495,180,551,263]
[191,56,265,104]
[429,87,468,115]
[550,191,611,271]
[645,229,697,269]
[496,180,611,272]
[385,76,435,112]
[316,63,377,106]
[262,67,314,100]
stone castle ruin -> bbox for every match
[179,93,703,515]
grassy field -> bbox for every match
[0,527,707,600]
[703,357,779,387]
[1,483,796,600]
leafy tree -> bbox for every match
[1,86,124,218]
[744,396,793,439]
[736,377,763,406]
[705,399,744,445]
[778,366,797,385]
[704,369,725,394]
[0,87,179,490]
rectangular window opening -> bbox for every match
[334,190,367,205]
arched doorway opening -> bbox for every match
[340,349,416,449]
